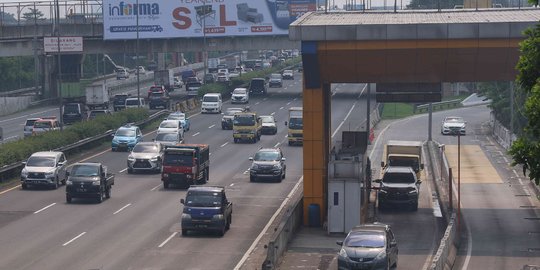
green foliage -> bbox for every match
[0,108,148,167]
[381,103,415,119]
[0,57,36,92]
[510,23,540,186]
[22,8,44,21]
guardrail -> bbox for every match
[414,99,461,113]
[0,109,169,182]
[0,86,42,97]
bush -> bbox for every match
[0,108,149,167]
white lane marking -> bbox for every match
[34,203,56,214]
[0,108,58,123]
[293,98,297,101]
[0,185,21,195]
[263,98,268,101]
[208,124,215,129]
[331,103,356,138]
[62,232,86,246]
[151,184,161,191]
[503,156,508,163]
[79,148,112,162]
[192,132,200,137]
[230,183,234,187]
[274,142,281,148]
[234,177,304,270]
[119,168,127,173]
[284,134,288,138]
[209,152,212,156]
[432,199,442,218]
[3,135,19,141]
[158,232,177,248]
[271,112,275,116]
[286,102,291,105]
[279,107,284,110]
[220,142,228,147]
[113,203,132,215]
[255,102,260,105]
[278,91,282,93]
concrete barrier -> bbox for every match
[0,96,35,116]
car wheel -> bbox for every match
[112,148,116,152]
[21,183,28,190]
[127,167,133,174]
[225,216,231,230]
[282,169,286,179]
[288,141,292,146]
[218,225,226,237]
[66,195,72,203]
[181,229,188,236]
[97,190,104,203]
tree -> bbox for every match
[22,8,44,22]
[477,82,527,135]
[407,0,463,9]
[509,24,540,185]
[0,11,17,24]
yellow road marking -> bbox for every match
[445,145,502,184]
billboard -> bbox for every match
[44,37,83,53]
[103,0,316,40]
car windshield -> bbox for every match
[203,96,218,102]
[160,121,177,128]
[25,119,38,127]
[226,109,243,116]
[383,171,416,184]
[445,117,464,123]
[271,74,281,79]
[233,89,246,95]
[251,80,264,87]
[150,86,163,92]
[116,129,136,137]
[345,232,385,248]
[388,157,419,170]
[234,115,255,126]
[125,99,140,106]
[63,104,79,114]
[156,133,178,142]
[284,70,293,74]
[163,151,193,166]
[26,156,55,167]
[168,113,186,120]
[150,92,165,98]
[288,118,303,129]
[185,191,222,207]
[132,144,159,153]
[34,121,52,128]
[71,165,99,177]
[254,151,280,161]
[261,116,274,123]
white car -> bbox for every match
[174,76,183,88]
[441,116,466,135]
[282,69,294,80]
[158,120,184,137]
[231,88,249,104]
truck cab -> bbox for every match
[62,103,87,125]
[161,144,210,189]
[65,163,115,203]
[180,186,232,236]
[233,112,262,143]
[286,107,303,146]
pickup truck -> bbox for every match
[65,163,115,203]
[180,186,232,236]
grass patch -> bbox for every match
[381,103,415,119]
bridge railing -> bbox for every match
[0,1,103,27]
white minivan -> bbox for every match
[125,97,146,109]
[201,93,222,114]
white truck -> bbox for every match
[85,84,109,110]
[208,58,220,73]
[154,69,175,92]
[381,140,424,178]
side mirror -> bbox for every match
[101,172,106,178]
[380,161,385,167]
[180,199,185,204]
[281,158,286,161]
[373,179,382,184]
[57,161,65,167]
[249,157,253,161]
[22,161,27,165]
[111,133,115,138]
[65,171,70,177]
[390,241,397,247]
[336,240,343,246]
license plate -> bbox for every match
[77,188,86,192]
[241,135,247,138]
[196,224,207,228]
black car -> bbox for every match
[180,186,233,236]
[62,103,87,125]
[337,223,398,270]
[375,166,421,211]
[148,91,170,109]
[113,94,129,111]
[249,148,286,182]
[248,78,267,95]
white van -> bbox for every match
[125,97,146,109]
[116,67,130,80]
[201,93,222,114]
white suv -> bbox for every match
[201,93,222,114]
[20,151,68,190]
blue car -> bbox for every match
[167,112,190,132]
[111,124,143,152]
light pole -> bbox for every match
[202,2,207,84]
[55,0,63,130]
[136,0,140,107]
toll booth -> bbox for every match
[327,131,370,233]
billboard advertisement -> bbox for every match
[103,0,316,40]
[44,37,83,53]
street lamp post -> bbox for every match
[136,0,140,107]
[55,0,63,130]
[202,2,207,85]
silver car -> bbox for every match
[127,142,164,173]
[337,223,398,270]
[154,132,184,147]
[20,151,68,190]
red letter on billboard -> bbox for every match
[220,5,236,26]
[172,7,192,30]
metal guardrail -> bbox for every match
[415,99,461,113]
[0,86,42,97]
[0,109,168,182]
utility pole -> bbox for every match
[203,1,207,85]
[55,0,63,130]
[136,0,140,107]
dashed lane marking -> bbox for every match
[34,203,56,214]
[192,132,200,137]
[62,232,86,246]
[113,203,132,215]
[158,232,177,248]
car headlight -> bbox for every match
[251,164,259,170]
[212,214,224,220]
[233,130,239,134]
[338,248,348,259]
[249,130,255,134]
[181,213,191,219]
[379,189,388,194]
[21,169,28,177]
[273,164,281,170]
[45,171,56,177]
[112,138,119,143]
[150,156,159,162]
[128,155,135,161]
[408,188,418,194]
[91,180,100,186]
[66,180,73,185]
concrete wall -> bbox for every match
[0,96,35,116]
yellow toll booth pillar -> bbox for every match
[303,82,331,226]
